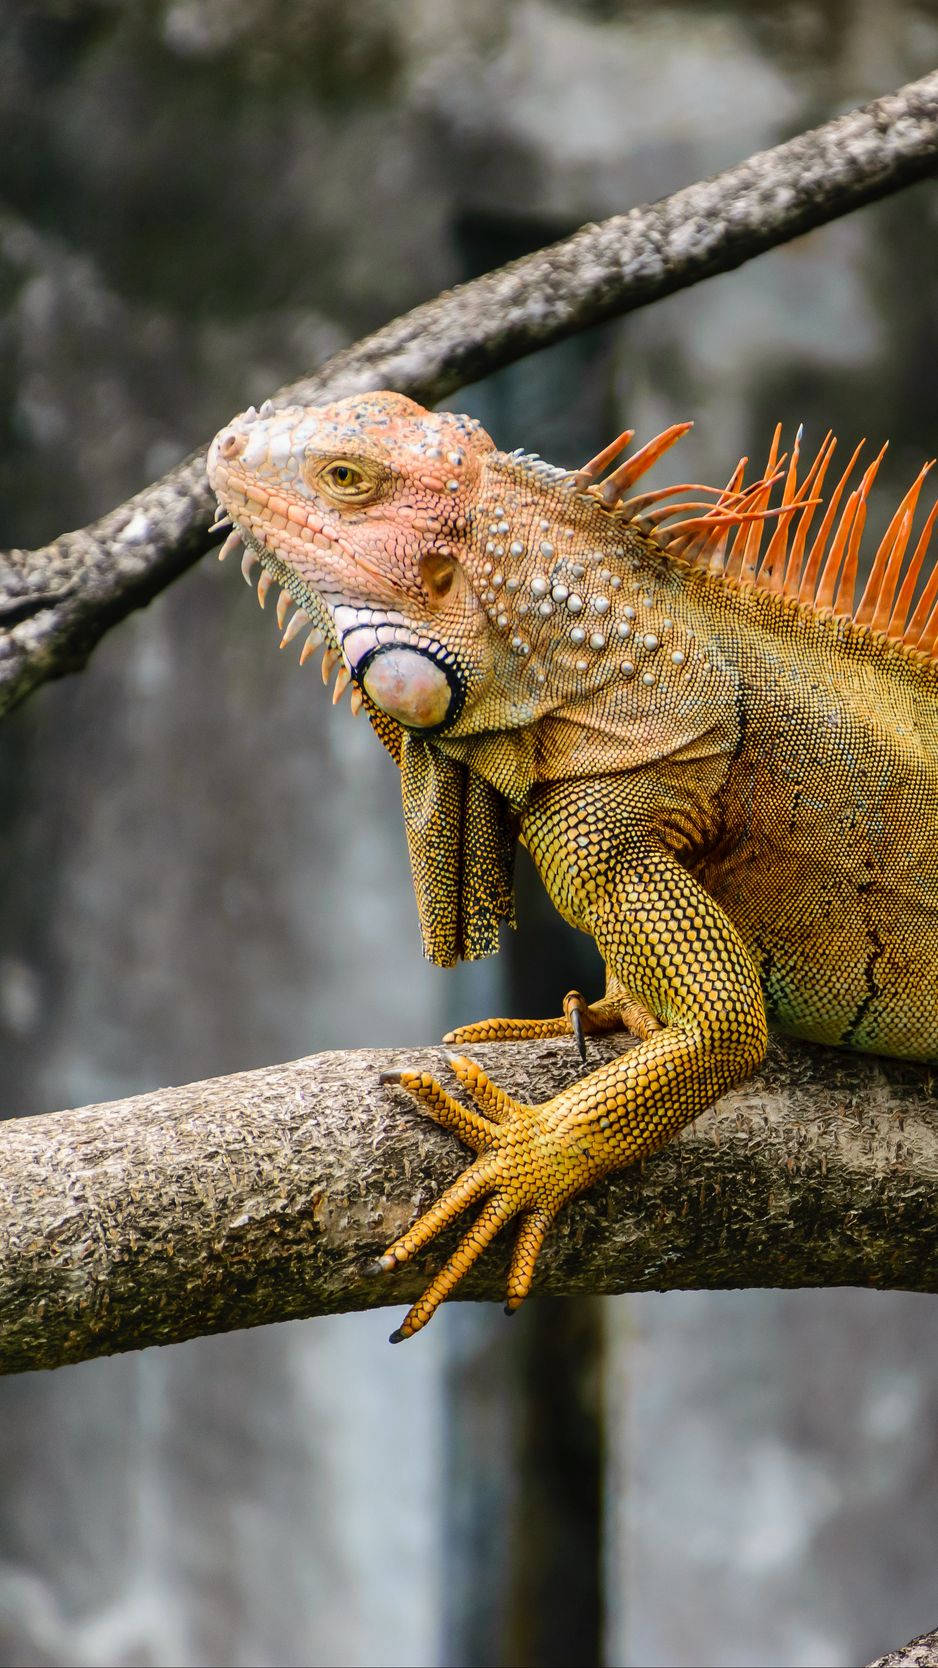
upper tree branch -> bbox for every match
[2,1034,936,1375]
[1,72,936,719]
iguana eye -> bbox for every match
[311,458,379,502]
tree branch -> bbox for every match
[2,1034,935,1375]
[867,1628,938,1668]
[1,72,936,720]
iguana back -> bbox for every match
[691,568,938,1059]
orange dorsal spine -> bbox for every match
[829,447,886,615]
[903,500,938,646]
[598,423,694,503]
[574,428,635,485]
[856,462,925,626]
[729,426,783,583]
[889,493,938,637]
[759,430,803,592]
[573,422,938,662]
[781,433,834,596]
[865,463,934,631]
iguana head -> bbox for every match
[208,390,691,752]
[208,390,549,735]
[210,391,818,819]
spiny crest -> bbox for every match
[573,421,938,659]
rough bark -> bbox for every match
[1,71,936,720]
[1,1033,935,1376]
[867,1629,938,1668]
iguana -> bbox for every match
[207,392,938,1342]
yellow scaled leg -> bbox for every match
[379,1006,761,1340]
[375,806,768,1343]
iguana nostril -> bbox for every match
[218,431,244,458]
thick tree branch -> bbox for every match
[1,72,936,719]
[1,1034,935,1375]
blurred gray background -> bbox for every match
[1,3,937,1665]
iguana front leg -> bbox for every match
[378,804,768,1340]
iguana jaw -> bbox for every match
[231,522,466,729]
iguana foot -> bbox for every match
[443,989,661,1058]
[377,1054,590,1341]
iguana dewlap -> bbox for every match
[207,392,938,1340]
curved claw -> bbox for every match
[563,990,591,1060]
[570,1002,587,1060]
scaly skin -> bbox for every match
[207,392,938,1340]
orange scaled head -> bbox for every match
[207,391,505,733]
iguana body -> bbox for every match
[207,394,938,1339]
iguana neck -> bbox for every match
[437,553,743,817]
